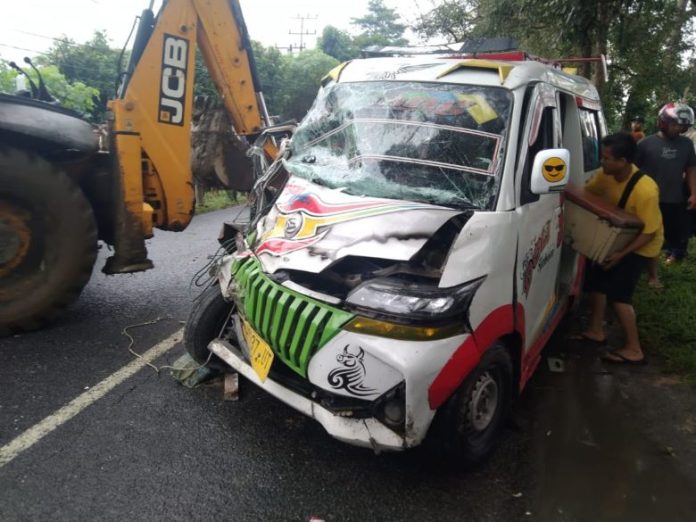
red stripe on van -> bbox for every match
[519,300,568,388]
[514,256,585,387]
[428,304,524,410]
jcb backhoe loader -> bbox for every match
[0,0,278,334]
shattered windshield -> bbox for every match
[286,81,513,210]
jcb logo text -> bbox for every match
[158,35,188,125]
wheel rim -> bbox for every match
[469,371,499,432]
[0,201,32,277]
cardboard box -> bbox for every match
[564,184,643,263]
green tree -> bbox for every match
[251,42,286,117]
[39,31,122,121]
[351,0,408,48]
[0,62,98,116]
[412,0,480,42]
[0,61,16,93]
[413,0,696,130]
[193,50,218,99]
[38,66,100,114]
[599,1,696,129]
[277,49,339,121]
[317,26,359,62]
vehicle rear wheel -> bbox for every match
[184,284,235,371]
[0,148,97,335]
[430,342,514,466]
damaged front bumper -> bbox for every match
[209,254,472,451]
[209,338,407,451]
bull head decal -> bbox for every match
[327,345,376,397]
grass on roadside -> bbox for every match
[634,239,696,385]
[196,189,248,214]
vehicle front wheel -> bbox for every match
[183,284,235,371]
[431,342,514,466]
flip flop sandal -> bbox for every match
[568,333,607,345]
[601,352,647,365]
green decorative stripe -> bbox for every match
[233,257,354,377]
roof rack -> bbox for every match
[360,37,519,58]
[359,38,607,76]
[359,41,608,82]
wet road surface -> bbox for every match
[1,208,694,521]
[524,334,696,521]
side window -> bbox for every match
[579,109,601,171]
[521,106,556,205]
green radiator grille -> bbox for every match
[233,257,353,377]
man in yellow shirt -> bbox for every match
[580,133,663,364]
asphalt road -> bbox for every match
[1,208,695,521]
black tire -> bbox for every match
[184,284,235,371]
[0,148,97,335]
[430,342,514,466]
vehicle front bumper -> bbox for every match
[209,339,408,452]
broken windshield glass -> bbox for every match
[286,81,512,209]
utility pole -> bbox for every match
[288,14,317,53]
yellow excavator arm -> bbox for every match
[105,0,275,274]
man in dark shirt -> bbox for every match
[635,103,696,285]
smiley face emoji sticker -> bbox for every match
[542,157,567,183]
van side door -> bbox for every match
[514,84,565,363]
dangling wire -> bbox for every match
[122,316,216,374]
[247,126,295,228]
[188,238,237,300]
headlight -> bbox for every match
[345,276,485,325]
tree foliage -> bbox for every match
[38,31,122,121]
[351,0,409,48]
[318,26,359,62]
[251,42,286,117]
[0,62,99,116]
[37,66,100,114]
[193,50,218,99]
[412,0,480,42]
[274,49,339,121]
[413,0,696,130]
[0,62,16,93]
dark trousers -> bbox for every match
[660,202,691,259]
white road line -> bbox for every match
[0,329,183,469]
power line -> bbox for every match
[0,43,119,81]
[10,29,75,46]
[0,42,49,56]
[5,26,133,53]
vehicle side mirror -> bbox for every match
[530,149,570,194]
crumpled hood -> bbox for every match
[253,176,463,274]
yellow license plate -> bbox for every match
[241,318,274,382]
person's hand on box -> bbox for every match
[688,193,696,210]
[602,251,625,270]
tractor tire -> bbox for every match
[183,284,235,371]
[0,147,97,335]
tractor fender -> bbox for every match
[0,93,98,157]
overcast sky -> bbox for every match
[1,0,430,64]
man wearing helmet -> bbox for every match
[635,102,696,284]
